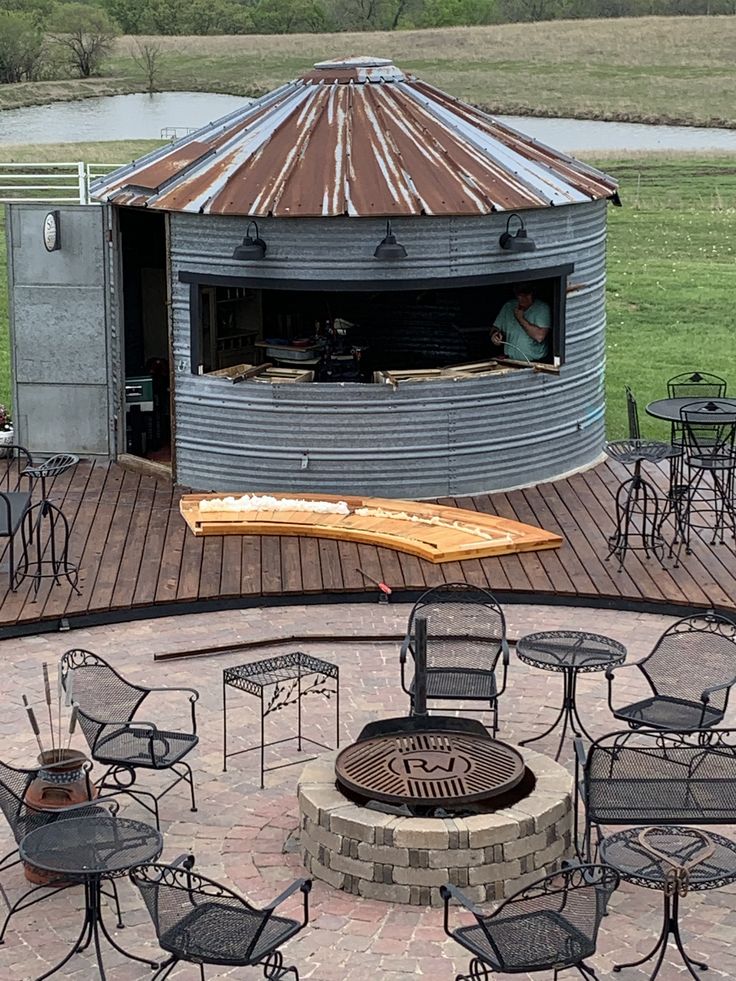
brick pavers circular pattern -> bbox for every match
[1,602,736,980]
[299,747,572,906]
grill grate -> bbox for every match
[335,730,525,807]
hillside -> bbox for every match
[1,16,735,127]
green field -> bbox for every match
[1,17,736,128]
[1,146,735,438]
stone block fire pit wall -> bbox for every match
[297,746,573,906]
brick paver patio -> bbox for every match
[1,601,735,980]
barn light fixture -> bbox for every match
[499,213,536,253]
[374,220,407,260]
[232,220,267,260]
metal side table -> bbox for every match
[600,825,736,980]
[19,814,162,980]
[223,651,339,787]
[516,630,626,760]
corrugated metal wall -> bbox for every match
[167,202,608,497]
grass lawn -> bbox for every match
[1,17,735,128]
[1,146,735,440]
[596,153,736,441]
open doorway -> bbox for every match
[119,209,170,466]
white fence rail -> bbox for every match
[0,162,122,205]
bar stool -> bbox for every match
[16,454,80,598]
[605,440,678,570]
[677,401,736,554]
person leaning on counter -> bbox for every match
[490,282,551,363]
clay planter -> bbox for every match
[24,749,95,884]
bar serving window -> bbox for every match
[186,265,572,379]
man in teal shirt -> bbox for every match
[491,283,551,363]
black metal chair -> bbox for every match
[666,371,728,460]
[60,649,199,829]
[667,371,727,402]
[574,727,736,862]
[0,445,33,590]
[676,401,736,552]
[606,609,736,731]
[130,855,311,980]
[399,582,509,734]
[0,758,120,944]
[441,864,619,980]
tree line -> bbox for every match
[1,0,735,84]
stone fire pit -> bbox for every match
[297,746,573,906]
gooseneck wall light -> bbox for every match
[499,213,536,253]
[374,220,407,260]
[232,220,267,260]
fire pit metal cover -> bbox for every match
[335,726,525,807]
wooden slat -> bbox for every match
[219,535,242,598]
[280,537,303,594]
[298,537,323,593]
[240,535,262,595]
[146,481,180,605]
[319,539,344,592]
[261,536,282,595]
[110,473,158,610]
[86,470,141,612]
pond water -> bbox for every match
[1,90,736,153]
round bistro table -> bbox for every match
[646,396,736,423]
[516,630,626,760]
[19,814,162,980]
[600,825,736,980]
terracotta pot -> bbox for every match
[24,750,96,884]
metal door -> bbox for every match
[7,203,116,456]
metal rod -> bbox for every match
[414,615,428,717]
[22,695,45,756]
[57,664,63,759]
[66,706,78,752]
[42,663,55,756]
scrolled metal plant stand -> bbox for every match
[223,652,339,787]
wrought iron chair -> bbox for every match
[60,649,199,829]
[574,728,736,862]
[0,758,121,944]
[606,609,736,731]
[676,401,736,552]
[441,864,619,980]
[399,582,509,734]
[666,371,728,458]
[130,854,311,980]
[0,445,33,590]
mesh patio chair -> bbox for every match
[399,582,509,734]
[0,758,121,945]
[441,864,619,980]
[574,728,736,862]
[666,371,728,462]
[606,610,736,731]
[130,855,311,980]
[60,649,199,829]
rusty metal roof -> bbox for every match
[92,57,618,217]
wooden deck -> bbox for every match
[1,459,734,638]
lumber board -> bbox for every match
[179,492,563,564]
